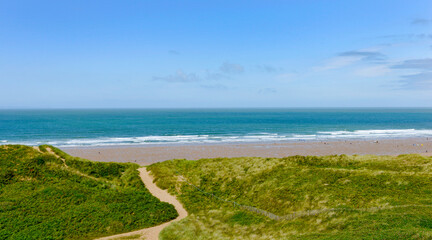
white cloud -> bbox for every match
[200,84,228,90]
[315,50,386,71]
[168,50,180,55]
[392,58,432,70]
[256,64,283,73]
[258,88,277,94]
[276,73,296,81]
[411,18,431,25]
[315,56,361,71]
[219,62,244,74]
[354,65,391,77]
[153,70,200,83]
[398,72,432,89]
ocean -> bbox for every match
[1,108,432,147]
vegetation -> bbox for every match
[0,145,178,240]
[148,154,432,239]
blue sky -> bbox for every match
[0,0,431,108]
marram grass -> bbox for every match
[0,145,178,240]
[3,145,432,239]
[148,154,432,239]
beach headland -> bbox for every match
[61,138,432,165]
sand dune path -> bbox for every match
[96,167,188,240]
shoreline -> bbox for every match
[61,137,432,165]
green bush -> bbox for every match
[0,145,178,240]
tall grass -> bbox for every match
[149,154,432,239]
[0,145,178,240]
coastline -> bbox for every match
[61,137,432,165]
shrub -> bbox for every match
[0,145,178,239]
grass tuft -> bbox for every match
[0,145,178,240]
[149,154,432,239]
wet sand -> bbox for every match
[61,138,432,165]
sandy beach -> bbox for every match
[61,138,432,165]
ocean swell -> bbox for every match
[2,129,432,147]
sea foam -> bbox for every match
[3,129,432,147]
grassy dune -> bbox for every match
[148,154,432,239]
[0,145,178,240]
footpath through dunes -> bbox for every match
[96,167,188,240]
[0,145,180,240]
[40,146,188,240]
[37,145,188,239]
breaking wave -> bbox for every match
[3,129,432,147]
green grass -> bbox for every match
[0,145,178,240]
[111,234,142,240]
[148,154,432,239]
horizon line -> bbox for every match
[1,107,432,110]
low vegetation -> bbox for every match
[148,154,432,239]
[0,145,178,240]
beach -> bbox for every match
[62,138,432,165]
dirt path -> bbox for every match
[96,167,188,240]
[45,147,68,166]
[36,145,188,239]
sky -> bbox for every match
[0,0,431,108]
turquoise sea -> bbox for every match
[1,108,432,147]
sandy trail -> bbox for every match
[96,167,188,240]
[37,145,187,239]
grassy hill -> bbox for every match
[0,145,178,240]
[148,154,432,239]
